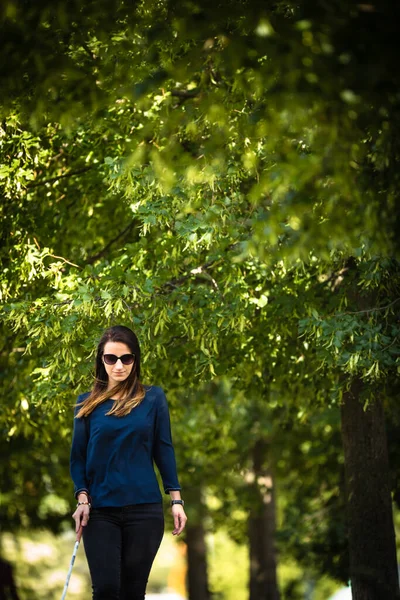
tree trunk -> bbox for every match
[186,519,210,600]
[248,440,280,600]
[341,377,400,600]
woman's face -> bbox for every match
[102,341,135,388]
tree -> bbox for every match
[2,3,400,600]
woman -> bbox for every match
[70,325,187,600]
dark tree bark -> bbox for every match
[186,519,210,600]
[341,377,400,600]
[248,440,280,600]
[0,557,20,600]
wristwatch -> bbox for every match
[171,499,185,507]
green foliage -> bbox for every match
[1,0,400,592]
[298,255,400,386]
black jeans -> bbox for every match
[82,503,164,600]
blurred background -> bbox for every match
[1,1,400,599]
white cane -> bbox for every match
[61,526,82,600]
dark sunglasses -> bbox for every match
[103,353,135,366]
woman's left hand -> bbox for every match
[171,504,187,536]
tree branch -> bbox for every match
[171,88,200,99]
[335,297,400,317]
[45,254,81,269]
[26,166,94,188]
[161,259,218,291]
[160,243,239,292]
[86,221,136,264]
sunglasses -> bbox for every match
[103,353,135,366]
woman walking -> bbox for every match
[70,325,187,599]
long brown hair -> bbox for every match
[76,326,145,418]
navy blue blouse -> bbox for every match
[70,386,181,508]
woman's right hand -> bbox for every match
[72,503,90,534]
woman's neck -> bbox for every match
[107,385,124,400]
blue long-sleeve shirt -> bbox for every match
[70,385,181,507]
